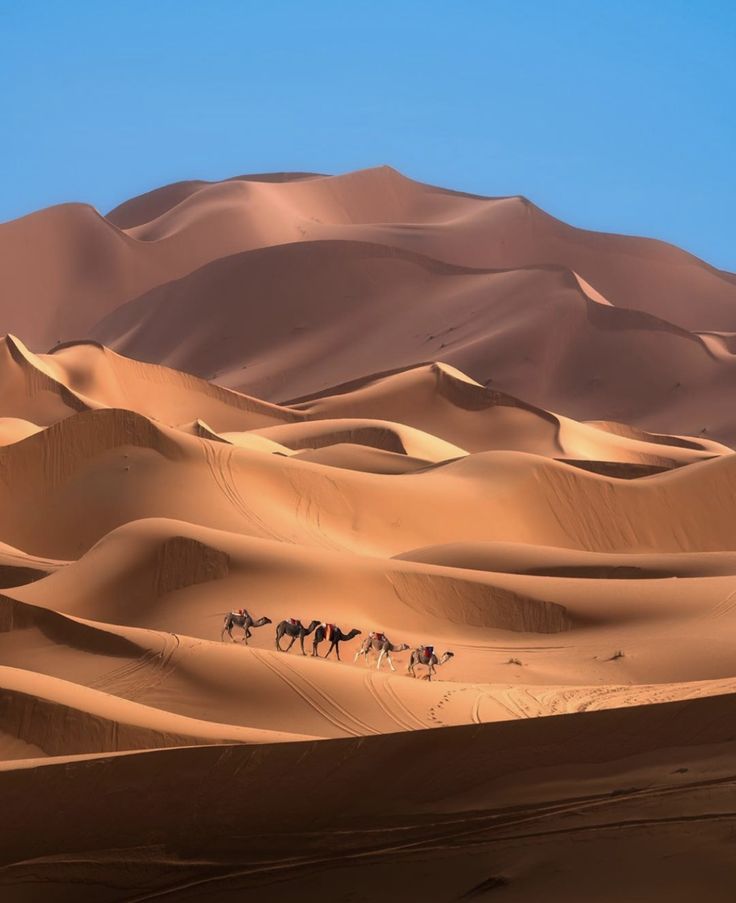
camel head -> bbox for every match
[395,643,410,653]
[439,651,455,665]
[346,628,362,640]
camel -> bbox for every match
[275,619,321,654]
[407,646,454,680]
[312,624,362,660]
[221,610,272,644]
[354,632,410,672]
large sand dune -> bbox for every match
[4,167,736,441]
[1,169,735,899]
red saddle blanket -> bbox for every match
[289,618,299,627]
[372,632,386,643]
[325,624,335,642]
[420,646,434,658]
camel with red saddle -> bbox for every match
[312,624,362,660]
[354,632,410,671]
[275,619,321,654]
[407,646,454,680]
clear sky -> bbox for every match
[2,0,734,268]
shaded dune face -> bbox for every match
[2,168,736,899]
[153,535,230,596]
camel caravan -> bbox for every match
[221,610,454,680]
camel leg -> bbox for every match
[387,652,396,672]
[312,638,319,657]
[275,632,283,651]
[299,633,307,655]
[335,642,341,662]
[285,635,297,653]
[376,649,385,671]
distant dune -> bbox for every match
[2,167,736,444]
[1,169,735,900]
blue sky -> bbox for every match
[2,1,734,268]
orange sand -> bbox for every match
[1,168,735,901]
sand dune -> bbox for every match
[88,243,736,443]
[2,693,736,901]
[290,443,433,474]
[254,416,467,461]
[0,418,42,447]
[0,542,62,589]
[291,361,730,464]
[3,167,736,440]
[0,334,301,432]
[101,166,736,330]
[2,168,736,899]
[3,402,736,564]
[0,664,309,757]
[10,333,726,466]
[398,539,736,578]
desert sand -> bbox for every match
[1,168,735,901]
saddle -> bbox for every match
[289,618,300,627]
[372,632,386,644]
[420,645,434,659]
[324,623,335,642]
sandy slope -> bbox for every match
[290,361,731,463]
[2,169,736,900]
[1,695,736,901]
[89,244,736,442]
[2,398,736,563]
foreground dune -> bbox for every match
[1,693,736,901]
[2,168,736,900]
